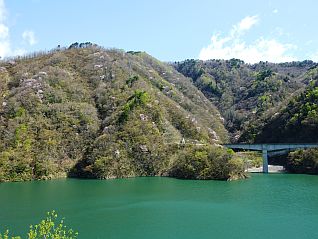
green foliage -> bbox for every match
[247,80,318,143]
[255,69,272,81]
[0,45,233,182]
[235,152,262,167]
[287,149,318,174]
[0,230,21,239]
[126,75,139,87]
[173,59,316,139]
[174,59,204,81]
[0,211,77,239]
[119,90,150,123]
[228,58,244,68]
[169,145,246,180]
[14,107,26,118]
[3,44,318,181]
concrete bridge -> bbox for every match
[223,143,318,173]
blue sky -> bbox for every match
[1,0,318,63]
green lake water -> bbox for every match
[1,174,318,239]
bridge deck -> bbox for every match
[223,143,318,173]
[223,143,318,151]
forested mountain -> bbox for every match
[256,77,318,174]
[173,59,317,141]
[250,71,318,143]
[1,43,318,182]
[174,59,318,174]
[0,45,246,182]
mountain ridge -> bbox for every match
[1,43,318,182]
[0,45,245,182]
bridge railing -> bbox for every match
[223,143,318,173]
[223,143,318,152]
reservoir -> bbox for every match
[1,174,318,239]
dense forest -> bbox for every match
[0,44,318,182]
[173,59,318,174]
[173,59,317,140]
[0,44,246,182]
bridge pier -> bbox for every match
[223,143,318,173]
[262,149,268,173]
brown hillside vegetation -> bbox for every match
[0,45,246,182]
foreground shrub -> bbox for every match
[0,211,77,239]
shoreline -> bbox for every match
[247,165,286,173]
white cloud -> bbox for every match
[199,15,297,63]
[272,9,279,14]
[22,30,37,45]
[0,23,8,39]
[0,0,28,58]
[234,15,259,33]
[0,0,10,57]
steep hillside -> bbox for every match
[0,45,245,182]
[174,59,318,175]
[173,59,316,141]
[251,72,318,143]
[251,72,318,174]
